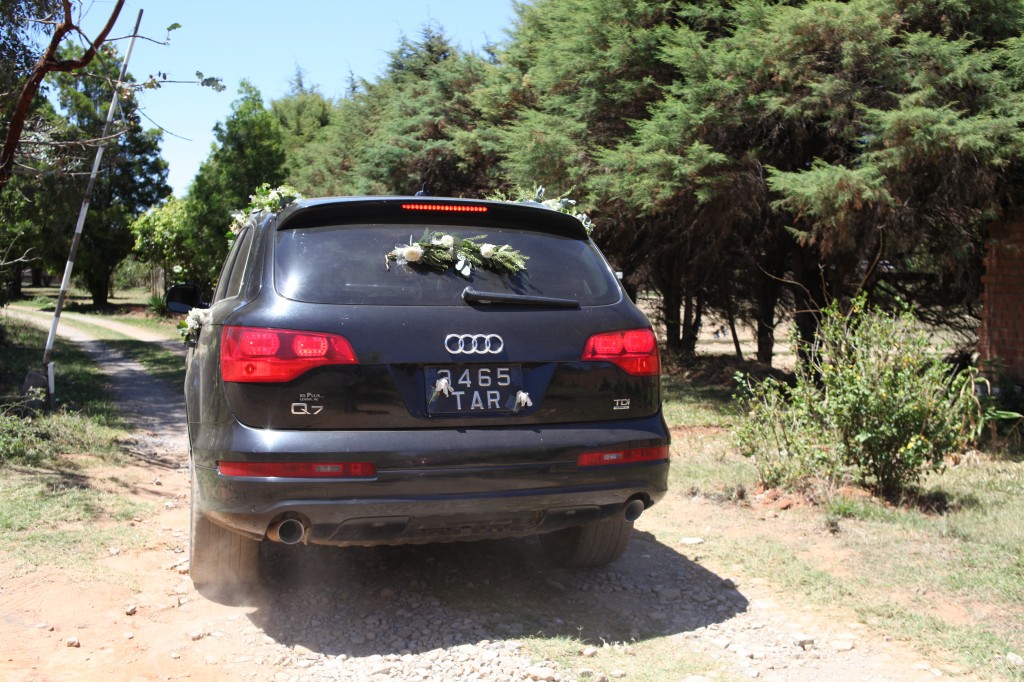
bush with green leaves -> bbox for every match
[0,413,45,466]
[147,293,169,318]
[735,298,985,496]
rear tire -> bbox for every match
[189,461,260,595]
[540,515,634,568]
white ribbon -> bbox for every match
[430,377,454,403]
[512,390,533,413]
[455,254,472,277]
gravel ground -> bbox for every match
[175,533,951,682]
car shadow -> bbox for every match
[242,529,747,656]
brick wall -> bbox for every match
[978,221,1024,382]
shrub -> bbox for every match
[147,294,169,318]
[112,256,152,291]
[735,298,984,497]
[0,413,45,466]
[733,373,846,490]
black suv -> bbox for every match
[170,196,669,588]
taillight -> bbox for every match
[218,461,377,478]
[581,328,660,376]
[577,446,670,468]
[401,203,488,213]
[221,326,358,383]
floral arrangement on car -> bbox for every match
[489,185,594,235]
[229,183,303,236]
[385,229,527,278]
[178,308,211,347]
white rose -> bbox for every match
[480,243,495,259]
[403,244,424,262]
[440,234,455,249]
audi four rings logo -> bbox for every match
[445,333,504,354]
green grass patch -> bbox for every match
[106,339,186,385]
[102,314,180,336]
[668,428,757,500]
[0,467,151,566]
[714,533,860,603]
[8,526,147,568]
[661,374,737,428]
[690,456,1024,679]
[1,316,150,571]
[3,311,185,387]
[857,602,1019,679]
[522,634,719,682]
[14,285,155,312]
[0,319,126,434]
[823,495,907,524]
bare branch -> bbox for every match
[0,248,37,268]
[0,0,127,194]
[17,129,130,147]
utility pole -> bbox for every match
[39,10,143,407]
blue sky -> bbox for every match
[75,1,518,194]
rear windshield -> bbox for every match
[274,224,620,306]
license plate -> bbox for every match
[425,365,523,415]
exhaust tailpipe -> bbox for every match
[267,517,307,545]
[624,499,645,522]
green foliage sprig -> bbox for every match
[534,185,594,235]
[490,186,595,235]
[229,183,303,235]
[385,229,527,277]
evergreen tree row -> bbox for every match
[15,0,1024,364]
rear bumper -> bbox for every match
[191,415,669,546]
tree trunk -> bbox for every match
[790,243,851,366]
[31,267,43,287]
[756,321,774,364]
[754,248,787,365]
[680,290,703,357]
[86,271,110,308]
[725,295,743,360]
[662,284,683,354]
[791,248,823,364]
[9,269,23,298]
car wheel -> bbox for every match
[540,515,634,568]
[189,460,260,593]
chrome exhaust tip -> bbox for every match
[624,499,646,522]
[267,517,307,545]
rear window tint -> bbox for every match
[274,224,620,306]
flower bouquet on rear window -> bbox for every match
[385,229,527,278]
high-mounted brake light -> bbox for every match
[576,446,670,468]
[401,203,488,213]
[581,328,660,376]
[221,326,358,383]
[218,461,377,478]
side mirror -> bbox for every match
[166,283,206,314]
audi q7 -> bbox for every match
[170,196,670,588]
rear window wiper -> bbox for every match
[462,286,580,308]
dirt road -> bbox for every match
[0,311,960,681]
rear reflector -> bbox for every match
[577,446,670,468]
[401,203,488,213]
[218,461,377,478]
[581,328,660,376]
[221,326,358,383]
